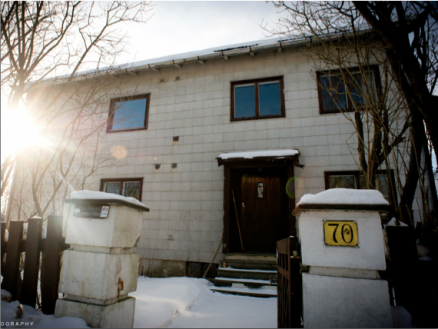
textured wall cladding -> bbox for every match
[92,50,360,264]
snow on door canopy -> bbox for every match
[218,149,300,160]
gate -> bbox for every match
[277,236,302,328]
[1,216,69,314]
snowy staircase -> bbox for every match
[209,253,277,298]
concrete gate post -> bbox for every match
[294,189,392,328]
[54,193,149,328]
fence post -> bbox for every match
[21,217,43,307]
[1,222,6,265]
[290,237,302,328]
[2,221,24,300]
[42,215,62,314]
[277,236,302,328]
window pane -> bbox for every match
[259,82,281,116]
[104,182,120,195]
[234,84,255,118]
[112,98,147,131]
[329,175,356,189]
[350,71,376,107]
[123,181,141,200]
[320,75,347,111]
[375,174,390,200]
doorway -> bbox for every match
[228,167,290,254]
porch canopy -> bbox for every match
[216,149,301,166]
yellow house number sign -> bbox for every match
[324,221,358,247]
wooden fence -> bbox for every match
[277,236,302,328]
[1,216,69,314]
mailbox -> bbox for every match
[64,197,149,249]
[56,192,149,328]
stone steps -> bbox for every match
[209,253,277,297]
[210,286,277,298]
[217,267,277,281]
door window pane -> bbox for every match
[328,175,356,189]
[104,182,120,195]
[112,98,147,131]
[320,75,347,112]
[234,84,256,118]
[259,82,281,116]
[123,181,141,200]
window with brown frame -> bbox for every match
[100,178,143,201]
[230,76,285,121]
[324,170,396,202]
[316,66,381,114]
[107,94,150,133]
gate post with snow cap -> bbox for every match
[294,188,392,328]
[54,190,149,328]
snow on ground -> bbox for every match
[2,277,415,328]
[130,276,276,328]
[298,188,389,205]
[1,300,88,328]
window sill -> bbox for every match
[106,127,148,133]
[230,114,285,122]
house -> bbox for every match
[7,36,428,278]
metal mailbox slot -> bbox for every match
[74,204,110,219]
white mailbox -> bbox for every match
[56,191,149,328]
[64,196,149,249]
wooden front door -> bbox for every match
[239,172,284,253]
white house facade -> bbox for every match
[8,37,420,277]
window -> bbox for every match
[324,170,395,202]
[317,66,380,114]
[107,94,150,132]
[100,178,143,201]
[231,77,285,121]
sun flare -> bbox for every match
[1,102,48,160]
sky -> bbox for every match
[115,1,286,65]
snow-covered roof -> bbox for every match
[69,190,149,211]
[297,188,389,206]
[49,35,311,83]
[129,36,292,68]
[218,149,300,160]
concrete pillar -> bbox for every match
[55,194,149,328]
[294,190,392,328]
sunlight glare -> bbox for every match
[1,102,47,160]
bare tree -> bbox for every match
[1,1,153,224]
[352,2,438,164]
[266,1,437,227]
[1,1,153,200]
[7,78,132,221]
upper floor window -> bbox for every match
[316,66,380,114]
[107,94,150,133]
[100,178,143,201]
[324,170,394,202]
[231,77,285,121]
